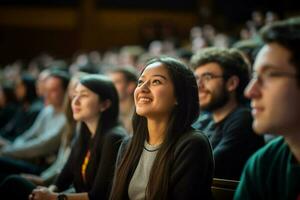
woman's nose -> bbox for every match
[140,81,150,92]
[72,96,80,105]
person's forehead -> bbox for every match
[141,62,169,77]
[45,77,63,88]
[75,83,92,93]
[194,62,222,74]
[110,72,126,81]
[254,43,293,72]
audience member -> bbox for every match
[235,17,300,200]
[28,74,127,200]
[191,47,265,180]
[110,57,214,199]
[0,83,18,129]
[108,66,138,135]
[21,74,81,186]
[0,74,43,143]
[0,70,69,180]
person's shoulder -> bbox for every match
[117,135,132,155]
[119,136,131,150]
[172,129,213,168]
[222,106,253,129]
[229,106,252,120]
[254,136,286,157]
[247,136,286,166]
[43,105,55,114]
[30,99,44,111]
[175,129,211,152]
[34,105,52,118]
[192,112,212,130]
[105,125,127,140]
[181,129,209,142]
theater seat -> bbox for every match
[211,178,239,200]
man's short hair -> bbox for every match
[232,39,262,67]
[47,70,70,91]
[111,66,138,84]
[190,47,250,104]
[260,17,300,83]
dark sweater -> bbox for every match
[55,125,126,200]
[0,103,19,129]
[0,100,43,141]
[194,106,265,180]
[234,137,300,200]
[116,130,214,200]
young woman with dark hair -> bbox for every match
[0,74,126,200]
[110,57,214,200]
[29,74,127,200]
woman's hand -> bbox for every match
[29,186,57,200]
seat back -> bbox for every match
[211,178,239,200]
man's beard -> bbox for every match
[200,86,229,112]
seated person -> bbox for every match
[191,47,265,180]
[235,17,300,200]
[0,74,127,200]
[107,66,138,135]
[0,83,19,129]
[0,74,43,143]
[110,57,213,199]
[0,71,69,180]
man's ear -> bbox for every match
[127,82,137,95]
[100,99,112,112]
[226,75,239,92]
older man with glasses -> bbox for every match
[191,47,265,180]
[234,17,300,200]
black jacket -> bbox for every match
[55,125,127,200]
[116,130,214,200]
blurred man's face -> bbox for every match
[109,72,131,101]
[44,77,65,108]
[245,42,300,136]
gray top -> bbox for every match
[1,105,66,160]
[128,141,160,200]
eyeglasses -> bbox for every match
[195,72,224,84]
[251,70,298,86]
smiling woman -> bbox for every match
[134,62,177,120]
[110,56,214,200]
[40,74,127,200]
[0,74,127,200]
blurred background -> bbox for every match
[0,0,299,66]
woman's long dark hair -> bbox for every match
[110,57,200,199]
[0,83,17,106]
[75,74,120,186]
[19,74,38,104]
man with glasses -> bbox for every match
[234,17,300,200]
[191,47,264,180]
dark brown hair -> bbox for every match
[260,17,300,83]
[190,47,251,104]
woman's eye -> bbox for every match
[74,94,87,99]
[81,94,88,98]
[137,80,144,86]
[152,79,161,85]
